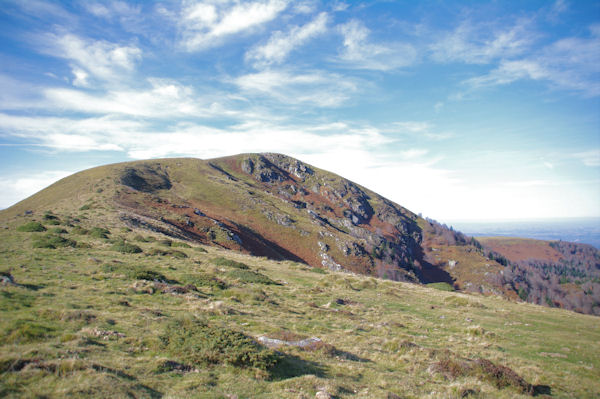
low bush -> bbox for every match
[158,239,172,247]
[32,234,77,249]
[213,257,250,269]
[17,221,46,232]
[48,227,68,234]
[161,317,279,371]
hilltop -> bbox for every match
[2,154,598,315]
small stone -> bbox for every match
[315,391,332,399]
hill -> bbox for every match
[1,153,599,397]
[1,154,598,315]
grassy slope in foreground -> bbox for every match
[0,212,599,398]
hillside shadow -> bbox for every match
[232,223,308,264]
[413,242,454,284]
[270,353,326,380]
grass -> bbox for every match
[111,241,142,254]
[0,158,599,398]
[16,221,46,232]
[32,234,76,249]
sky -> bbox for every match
[0,0,599,222]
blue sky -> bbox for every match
[0,0,599,221]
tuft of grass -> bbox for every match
[183,273,227,290]
[171,241,191,248]
[161,317,279,371]
[111,241,142,254]
[130,268,167,282]
[89,227,110,239]
[48,227,68,234]
[71,226,89,235]
[213,257,250,269]
[147,248,188,259]
[428,282,455,291]
[17,221,46,232]
[3,320,55,344]
[157,239,172,247]
[32,234,77,249]
[227,269,278,285]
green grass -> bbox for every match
[16,221,46,232]
[428,282,455,291]
[32,234,76,249]
[213,257,250,269]
[1,174,599,398]
[111,241,142,254]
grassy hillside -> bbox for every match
[2,154,597,317]
[1,209,599,398]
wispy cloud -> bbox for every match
[336,19,417,70]
[574,150,600,167]
[179,0,288,51]
[465,24,600,96]
[41,33,142,87]
[430,18,535,64]
[233,69,358,107]
[246,12,328,67]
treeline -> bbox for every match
[484,241,600,315]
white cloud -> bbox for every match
[574,150,600,167]
[430,19,534,64]
[43,33,142,86]
[42,79,213,118]
[234,69,358,107]
[179,0,288,51]
[465,24,600,96]
[246,12,328,67]
[0,170,74,209]
[336,20,417,70]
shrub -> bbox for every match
[45,219,61,225]
[79,204,91,211]
[89,227,110,239]
[161,317,279,371]
[194,247,208,253]
[172,241,191,248]
[17,221,46,232]
[227,269,278,285]
[213,257,250,269]
[33,234,77,249]
[158,239,173,247]
[48,227,68,234]
[111,241,142,254]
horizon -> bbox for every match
[1,1,599,221]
